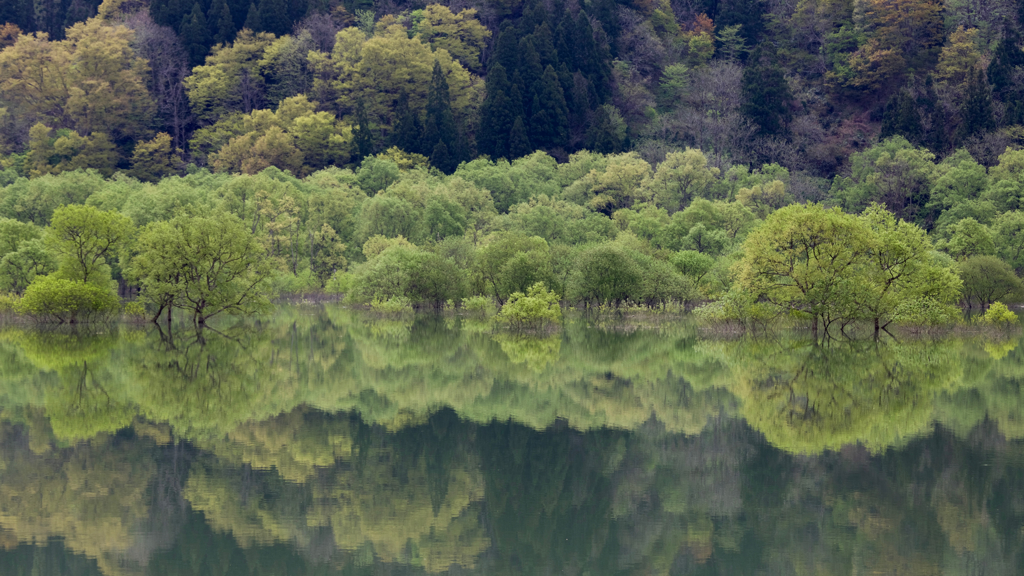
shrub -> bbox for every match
[462,295,495,316]
[16,276,119,323]
[123,300,147,318]
[0,292,19,312]
[497,282,562,330]
[370,296,413,314]
[325,271,352,294]
[891,298,963,327]
[979,301,1019,325]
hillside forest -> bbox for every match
[5,0,1024,327]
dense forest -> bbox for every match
[5,0,1024,326]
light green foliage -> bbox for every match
[831,136,936,224]
[461,295,495,315]
[993,210,1024,272]
[979,302,1018,325]
[476,233,554,303]
[567,243,643,305]
[310,223,347,288]
[45,204,132,285]
[562,152,654,213]
[350,243,466,306]
[128,133,178,183]
[644,149,720,212]
[496,282,561,330]
[0,170,107,225]
[671,250,715,284]
[185,30,276,125]
[943,217,996,259]
[128,212,276,324]
[16,276,119,322]
[984,148,1024,211]
[415,5,491,71]
[958,255,1024,308]
[0,239,58,294]
[358,194,422,242]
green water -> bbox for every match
[0,305,1022,575]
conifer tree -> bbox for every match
[491,23,519,77]
[508,117,532,159]
[393,92,424,155]
[478,63,515,159]
[880,91,923,144]
[959,68,995,140]
[741,45,792,137]
[259,0,290,35]
[354,99,373,162]
[585,106,619,153]
[209,0,235,45]
[430,141,454,173]
[988,31,1023,99]
[509,75,526,121]
[529,65,569,150]
[422,60,458,162]
[517,37,544,113]
[243,2,261,31]
[180,2,211,66]
[532,23,559,69]
[573,12,611,102]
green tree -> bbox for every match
[16,275,119,322]
[180,1,211,66]
[497,282,562,330]
[529,66,569,151]
[958,255,1023,308]
[958,67,995,141]
[741,45,792,136]
[46,205,132,286]
[736,203,872,333]
[128,212,276,324]
[423,60,459,173]
[567,243,643,306]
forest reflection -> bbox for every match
[0,306,1021,574]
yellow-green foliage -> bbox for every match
[0,292,18,312]
[16,276,119,323]
[496,282,561,330]
[371,296,413,314]
[979,301,1019,325]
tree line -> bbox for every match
[6,0,1024,179]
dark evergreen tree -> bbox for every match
[988,31,1024,100]
[259,0,291,35]
[573,12,611,103]
[152,0,182,29]
[959,67,995,140]
[508,81,526,122]
[63,0,93,30]
[243,1,261,31]
[430,141,455,174]
[529,65,570,150]
[354,99,373,162]
[920,76,948,153]
[532,23,559,70]
[180,2,211,67]
[517,37,545,114]
[741,46,792,137]
[509,117,532,159]
[393,91,424,155]
[478,63,515,159]
[880,90,923,144]
[491,22,520,77]
[590,0,620,52]
[209,0,236,45]
[422,61,459,163]
[555,12,575,70]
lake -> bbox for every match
[0,304,1021,575]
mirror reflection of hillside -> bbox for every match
[0,306,1021,574]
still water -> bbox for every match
[0,305,1021,575]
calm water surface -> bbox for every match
[0,305,1022,575]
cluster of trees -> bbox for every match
[4,136,1024,324]
[1,309,1024,574]
[7,0,1024,180]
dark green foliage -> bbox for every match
[258,0,291,35]
[491,23,519,76]
[179,2,210,67]
[430,141,454,174]
[585,106,620,154]
[517,37,545,112]
[478,64,515,159]
[423,61,459,172]
[529,66,569,151]
[959,68,995,140]
[209,0,235,46]
[742,46,792,137]
[880,90,923,145]
[393,92,424,155]
[243,1,261,31]
[354,99,373,162]
[509,116,532,159]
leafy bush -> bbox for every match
[979,302,1019,325]
[370,296,413,314]
[496,282,561,330]
[891,298,963,327]
[0,292,19,312]
[16,275,119,323]
[123,300,147,318]
[462,295,495,316]
[325,271,352,295]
